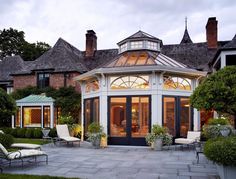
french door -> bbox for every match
[163,96,193,138]
[108,96,151,145]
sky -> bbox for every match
[0,0,236,50]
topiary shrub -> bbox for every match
[0,133,14,148]
[33,128,42,138]
[1,127,13,134]
[17,128,26,138]
[25,128,34,138]
[49,128,57,138]
[204,137,236,166]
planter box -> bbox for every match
[154,138,163,151]
[217,164,236,179]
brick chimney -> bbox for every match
[206,17,218,48]
[85,30,97,57]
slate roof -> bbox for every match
[221,34,236,49]
[0,55,27,81]
[117,30,162,45]
[161,41,228,71]
[16,94,55,104]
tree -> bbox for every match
[0,88,17,127]
[0,28,50,61]
[0,28,25,58]
[190,66,236,127]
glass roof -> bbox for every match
[106,51,156,67]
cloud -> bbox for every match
[0,0,235,50]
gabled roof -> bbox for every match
[0,56,27,81]
[16,94,54,104]
[180,29,193,44]
[28,38,88,73]
[117,30,162,45]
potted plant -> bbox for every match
[145,124,172,151]
[204,136,236,179]
[202,118,234,139]
[87,122,104,149]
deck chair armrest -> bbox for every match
[7,151,22,159]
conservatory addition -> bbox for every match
[75,30,206,146]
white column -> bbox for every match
[220,53,226,68]
[11,115,14,128]
[20,106,23,128]
[100,74,108,135]
[156,73,164,126]
[151,71,159,125]
[50,103,54,129]
[193,78,200,131]
[41,105,44,128]
[80,83,85,141]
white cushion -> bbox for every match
[187,131,201,140]
[61,137,80,142]
[175,138,195,144]
[0,130,4,134]
[8,149,46,160]
[11,143,41,149]
[0,143,9,156]
[56,125,70,138]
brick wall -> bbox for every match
[13,72,81,92]
[13,75,36,90]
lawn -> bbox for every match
[0,174,79,179]
[13,138,50,145]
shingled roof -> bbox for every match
[0,56,27,81]
[161,41,228,71]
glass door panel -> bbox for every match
[84,99,91,133]
[110,97,127,137]
[93,98,99,124]
[163,97,176,136]
[180,98,191,137]
[131,97,149,137]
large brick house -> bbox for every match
[0,17,235,138]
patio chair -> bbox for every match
[56,125,80,146]
[175,131,201,149]
[0,143,48,167]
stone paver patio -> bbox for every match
[2,142,219,179]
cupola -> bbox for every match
[117,31,163,53]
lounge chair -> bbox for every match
[175,131,201,149]
[0,143,48,167]
[0,130,41,150]
[56,125,80,146]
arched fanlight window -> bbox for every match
[85,80,99,93]
[163,76,191,90]
[110,75,149,89]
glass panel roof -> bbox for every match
[106,52,156,68]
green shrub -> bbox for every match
[10,128,18,137]
[17,128,26,138]
[69,124,81,137]
[58,115,75,125]
[33,128,42,138]
[49,128,57,138]
[0,133,14,148]
[88,123,102,133]
[1,127,13,134]
[208,118,230,125]
[204,137,236,166]
[25,128,34,138]
[152,124,167,135]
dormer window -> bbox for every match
[120,43,128,53]
[130,41,143,49]
[147,41,158,50]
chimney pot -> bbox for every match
[206,17,218,48]
[85,30,97,57]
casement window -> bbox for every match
[37,73,49,89]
